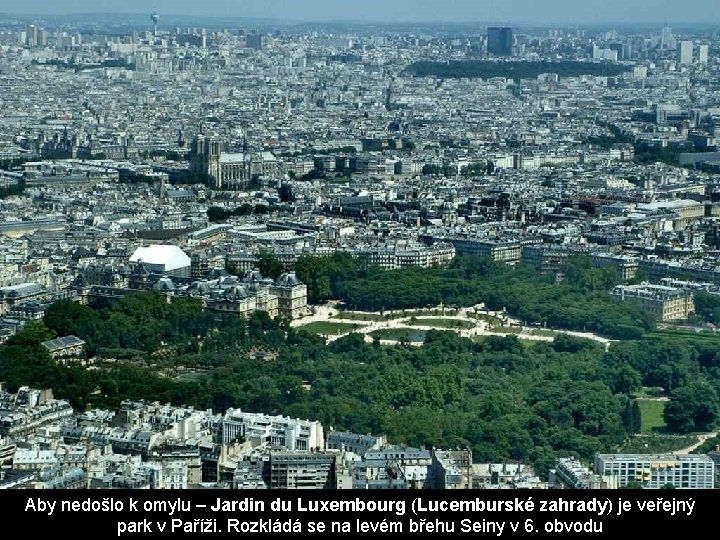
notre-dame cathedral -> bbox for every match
[189,135,277,189]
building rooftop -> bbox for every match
[596,453,713,462]
[129,245,191,271]
[41,335,85,352]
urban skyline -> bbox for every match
[2,0,720,25]
[1,8,720,494]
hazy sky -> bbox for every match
[3,0,719,25]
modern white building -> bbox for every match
[129,245,191,278]
[595,453,714,489]
[699,44,709,65]
[592,44,618,61]
[221,409,324,450]
[679,40,694,65]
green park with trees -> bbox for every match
[0,254,719,476]
[296,254,655,339]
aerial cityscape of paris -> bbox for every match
[1,0,720,491]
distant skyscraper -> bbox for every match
[593,44,618,61]
[39,29,49,47]
[699,44,709,64]
[487,27,513,56]
[607,43,624,60]
[151,12,160,39]
[246,33,264,50]
[26,24,38,47]
[661,26,674,49]
[679,40,693,65]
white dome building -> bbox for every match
[129,245,191,278]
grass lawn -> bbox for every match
[633,386,665,399]
[403,309,459,317]
[492,327,523,334]
[471,313,503,325]
[645,330,720,343]
[333,311,387,322]
[637,399,667,433]
[299,321,362,336]
[528,328,558,337]
[405,318,475,329]
[175,371,207,382]
[370,328,427,343]
[617,434,697,454]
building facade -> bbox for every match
[487,27,513,56]
[267,451,338,489]
[611,283,695,321]
[41,335,86,361]
[594,453,714,489]
[270,273,308,319]
[549,457,617,489]
[221,409,324,450]
[432,449,472,489]
[190,135,277,189]
[446,237,522,264]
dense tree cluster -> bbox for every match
[0,320,94,409]
[257,250,284,280]
[294,253,369,304]
[44,293,286,358]
[461,161,495,177]
[607,335,720,433]
[693,292,720,324]
[0,254,718,476]
[0,158,30,171]
[633,147,686,166]
[664,383,720,433]
[207,203,288,222]
[0,178,25,199]
[1,303,640,476]
[301,255,655,339]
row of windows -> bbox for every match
[603,463,713,470]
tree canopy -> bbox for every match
[296,254,655,340]
[0,254,718,478]
[664,382,720,433]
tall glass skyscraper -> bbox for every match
[487,27,513,56]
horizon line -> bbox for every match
[1,12,719,27]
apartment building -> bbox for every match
[611,283,694,321]
[594,453,714,489]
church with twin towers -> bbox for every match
[189,134,278,189]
